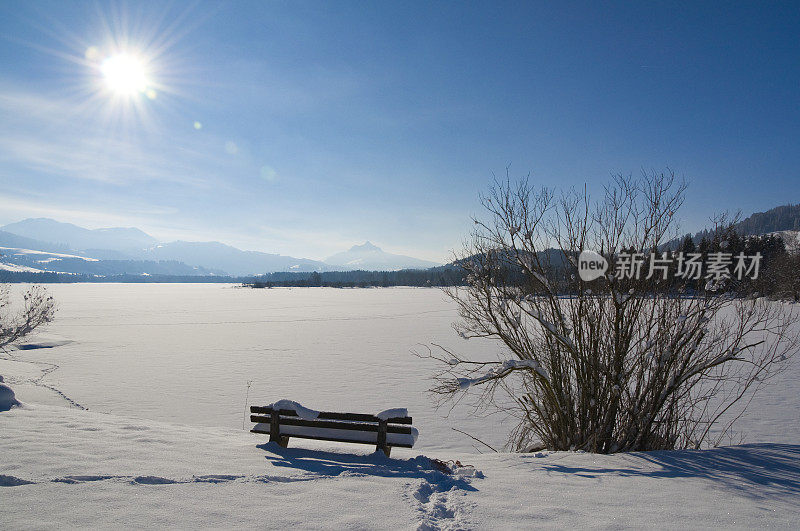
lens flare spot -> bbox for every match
[260,166,277,182]
[85,46,101,62]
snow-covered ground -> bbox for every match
[2,284,799,528]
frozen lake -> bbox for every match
[8,284,519,453]
[6,283,799,454]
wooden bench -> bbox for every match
[250,405,417,456]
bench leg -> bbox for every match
[268,432,290,447]
[376,444,391,457]
[269,413,289,447]
[376,419,390,456]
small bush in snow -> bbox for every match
[0,284,56,351]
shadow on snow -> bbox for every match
[257,442,478,492]
[539,443,800,499]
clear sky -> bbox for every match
[1,1,797,262]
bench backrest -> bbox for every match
[250,405,412,424]
[250,405,415,449]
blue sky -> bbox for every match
[0,1,797,262]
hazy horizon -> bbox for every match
[0,215,443,264]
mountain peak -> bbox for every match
[325,241,440,271]
[349,241,381,252]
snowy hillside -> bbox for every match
[1,285,799,528]
[0,262,46,273]
[0,246,97,274]
[0,246,98,262]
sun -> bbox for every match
[100,53,151,97]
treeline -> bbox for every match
[441,233,800,302]
[0,266,467,287]
[672,231,800,300]
[244,267,465,288]
[571,232,799,300]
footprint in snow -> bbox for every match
[53,475,118,484]
[193,474,245,483]
[405,460,483,531]
[132,476,179,485]
[0,474,35,487]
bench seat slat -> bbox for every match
[250,406,412,424]
[251,423,416,448]
[250,414,413,435]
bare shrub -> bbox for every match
[420,171,798,453]
[0,285,56,350]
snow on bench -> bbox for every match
[250,400,418,456]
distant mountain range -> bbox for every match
[2,218,157,253]
[141,241,333,276]
[324,241,439,271]
[0,218,441,277]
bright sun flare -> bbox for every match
[101,53,149,96]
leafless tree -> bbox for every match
[419,170,798,453]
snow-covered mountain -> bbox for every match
[324,241,440,271]
[1,218,157,254]
[0,218,333,275]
